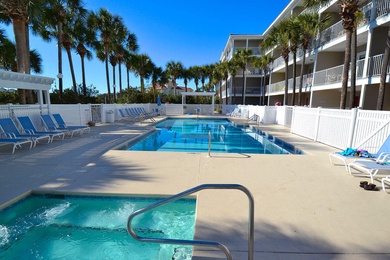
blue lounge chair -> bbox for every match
[0,118,51,145]
[329,135,390,170]
[125,108,142,121]
[119,109,136,121]
[40,114,82,138]
[0,125,34,154]
[16,116,65,142]
[133,107,156,122]
[52,114,90,134]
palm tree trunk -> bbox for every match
[105,52,111,103]
[140,75,144,94]
[66,47,78,95]
[259,71,264,105]
[225,77,228,105]
[242,69,245,105]
[13,18,27,104]
[126,68,130,89]
[349,28,357,108]
[58,21,63,104]
[80,55,87,96]
[298,49,307,106]
[284,58,289,106]
[112,65,116,103]
[292,51,297,106]
[341,29,352,109]
[119,63,123,94]
[25,22,34,104]
[377,27,390,110]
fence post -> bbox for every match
[314,107,321,141]
[347,108,358,148]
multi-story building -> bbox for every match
[220,0,390,110]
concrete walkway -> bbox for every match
[1,117,390,259]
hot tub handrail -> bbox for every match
[126,183,255,260]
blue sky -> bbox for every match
[3,0,291,94]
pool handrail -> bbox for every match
[127,183,255,260]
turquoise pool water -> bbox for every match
[118,118,303,154]
[0,195,196,259]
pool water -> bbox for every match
[119,118,303,154]
[0,195,196,259]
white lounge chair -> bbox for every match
[329,135,390,171]
[381,175,390,191]
[347,153,390,183]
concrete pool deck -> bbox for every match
[1,116,390,259]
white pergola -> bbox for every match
[181,92,216,115]
[0,70,54,105]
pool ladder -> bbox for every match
[126,183,254,260]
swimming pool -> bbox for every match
[0,194,196,259]
[117,118,303,154]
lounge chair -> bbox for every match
[347,153,390,183]
[52,114,90,134]
[229,108,240,117]
[0,126,34,153]
[139,107,156,121]
[16,116,65,142]
[125,108,142,121]
[40,114,82,138]
[0,118,51,145]
[381,175,390,191]
[329,135,390,170]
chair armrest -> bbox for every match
[6,132,16,138]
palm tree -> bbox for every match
[39,0,85,103]
[233,49,253,104]
[61,5,88,96]
[109,53,117,102]
[296,13,329,106]
[228,59,240,104]
[151,66,166,103]
[88,8,122,103]
[288,16,302,106]
[117,32,138,95]
[263,19,291,106]
[122,33,139,92]
[377,27,390,110]
[0,35,42,74]
[124,51,135,89]
[74,11,95,96]
[132,53,154,95]
[305,0,360,109]
[253,54,274,106]
[0,0,30,103]
[216,61,229,104]
[166,61,183,96]
[181,68,191,93]
[189,66,201,92]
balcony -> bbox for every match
[267,53,389,95]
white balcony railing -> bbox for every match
[375,0,390,18]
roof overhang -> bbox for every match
[181,92,216,97]
[0,70,54,91]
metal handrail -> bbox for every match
[127,183,255,260]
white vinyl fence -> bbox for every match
[292,107,390,154]
[1,102,390,154]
